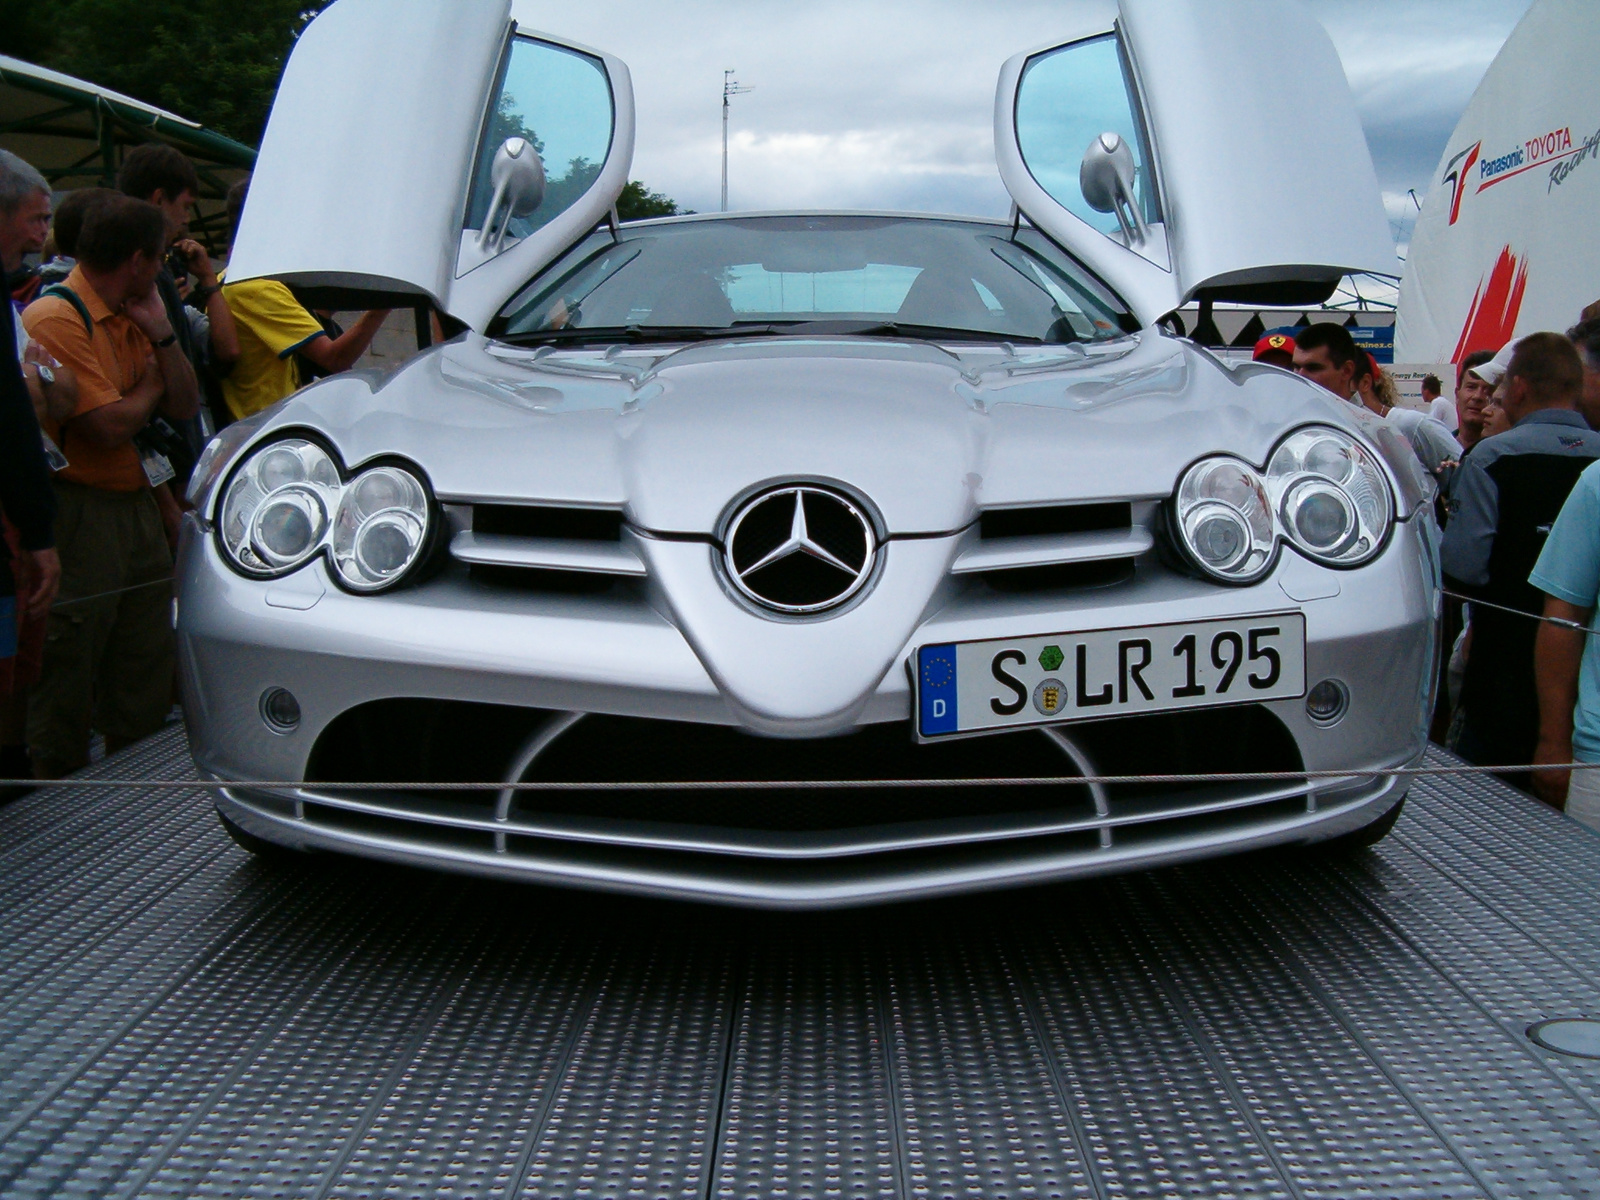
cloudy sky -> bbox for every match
[520,0,1533,258]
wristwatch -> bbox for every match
[34,363,54,387]
[152,332,178,349]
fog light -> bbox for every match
[1306,679,1349,725]
[260,687,301,733]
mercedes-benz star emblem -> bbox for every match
[724,486,877,614]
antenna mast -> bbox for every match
[722,69,754,212]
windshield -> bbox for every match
[492,215,1131,344]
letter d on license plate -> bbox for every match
[915,613,1306,739]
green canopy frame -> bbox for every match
[0,54,256,254]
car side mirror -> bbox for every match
[1079,132,1148,247]
[477,136,547,252]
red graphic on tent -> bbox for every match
[1444,141,1481,226]
[1452,245,1528,364]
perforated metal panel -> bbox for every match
[3,724,1599,1198]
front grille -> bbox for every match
[458,504,633,593]
[472,504,623,540]
[979,502,1132,540]
[965,501,1145,593]
[297,699,1307,858]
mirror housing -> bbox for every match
[477,137,548,252]
[1079,132,1148,247]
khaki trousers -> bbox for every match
[28,481,174,776]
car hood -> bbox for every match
[259,331,1368,535]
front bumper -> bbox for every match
[179,513,1437,907]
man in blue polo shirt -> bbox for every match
[1531,456,1600,828]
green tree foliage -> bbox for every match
[616,181,684,221]
[0,0,693,228]
[0,0,331,145]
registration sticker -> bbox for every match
[915,613,1306,739]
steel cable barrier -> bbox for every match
[5,760,1599,791]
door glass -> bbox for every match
[1014,34,1158,236]
[465,35,615,244]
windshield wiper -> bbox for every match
[777,320,1046,344]
[502,319,1050,347]
[501,323,781,346]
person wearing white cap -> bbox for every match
[1441,333,1600,789]
[1469,337,1520,390]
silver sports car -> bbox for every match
[179,0,1438,906]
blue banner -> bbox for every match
[1348,326,1395,364]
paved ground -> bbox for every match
[3,723,1600,1198]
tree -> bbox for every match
[0,0,331,145]
[1,0,695,231]
[616,181,685,221]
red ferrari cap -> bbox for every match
[1253,332,1295,361]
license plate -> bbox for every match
[915,613,1306,739]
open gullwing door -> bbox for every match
[225,0,634,332]
[995,0,1396,327]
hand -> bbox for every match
[172,238,217,286]
[1532,736,1573,809]
[17,547,59,621]
[123,284,175,344]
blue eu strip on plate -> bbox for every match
[917,643,958,736]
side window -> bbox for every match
[465,36,615,247]
[1014,34,1158,236]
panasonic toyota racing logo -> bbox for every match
[1443,141,1480,225]
[1445,124,1596,224]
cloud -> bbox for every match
[1308,0,1533,200]
[520,0,1114,216]
[519,0,1531,240]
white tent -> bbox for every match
[1395,0,1600,365]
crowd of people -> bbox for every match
[1258,317,1600,828]
[0,145,388,785]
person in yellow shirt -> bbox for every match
[219,177,390,421]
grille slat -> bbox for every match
[967,500,1150,592]
[453,505,639,588]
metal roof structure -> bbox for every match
[0,54,256,252]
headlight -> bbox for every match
[1173,426,1393,583]
[331,467,430,591]
[216,435,434,592]
[1176,459,1275,579]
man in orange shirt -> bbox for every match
[21,195,199,777]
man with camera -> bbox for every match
[116,144,239,531]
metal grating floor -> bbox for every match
[4,723,1600,1198]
